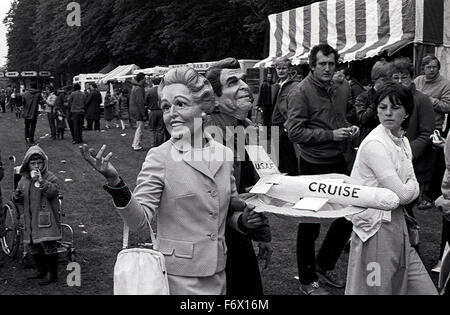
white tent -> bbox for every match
[133,66,169,77]
[256,0,450,80]
[99,64,140,84]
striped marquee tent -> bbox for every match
[256,0,450,68]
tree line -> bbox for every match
[4,0,319,82]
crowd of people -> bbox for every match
[254,46,450,295]
[0,78,168,151]
[1,45,450,295]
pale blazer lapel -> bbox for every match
[172,136,227,181]
[181,143,227,181]
[183,155,215,182]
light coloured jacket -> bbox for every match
[348,125,419,242]
[414,74,450,130]
[45,93,57,113]
[115,137,238,277]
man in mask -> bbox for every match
[205,58,272,295]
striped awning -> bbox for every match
[256,0,448,67]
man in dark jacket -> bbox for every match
[68,83,86,144]
[257,72,275,128]
[145,82,166,149]
[205,57,272,295]
[271,57,302,175]
[390,57,435,254]
[22,83,44,145]
[130,73,147,151]
[285,44,360,295]
[354,60,391,146]
[84,83,102,131]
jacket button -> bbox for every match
[210,190,218,197]
[210,234,217,241]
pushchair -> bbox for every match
[0,155,75,262]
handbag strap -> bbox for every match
[122,222,157,250]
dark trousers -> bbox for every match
[405,198,421,255]
[297,155,353,285]
[225,226,263,295]
[71,112,84,143]
[24,118,38,143]
[0,102,5,112]
[47,112,56,139]
[262,106,274,128]
[28,241,58,255]
[86,119,100,131]
[426,147,446,200]
[67,116,74,139]
[278,129,299,176]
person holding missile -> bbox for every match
[345,82,437,295]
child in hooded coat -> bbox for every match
[13,145,61,285]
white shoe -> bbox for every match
[432,260,442,273]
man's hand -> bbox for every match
[257,242,273,269]
[80,144,120,186]
[241,203,265,229]
[332,127,353,141]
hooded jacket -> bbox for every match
[16,146,61,244]
[129,79,147,121]
[22,89,43,119]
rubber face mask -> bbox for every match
[216,68,254,120]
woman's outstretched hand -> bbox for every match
[80,144,120,186]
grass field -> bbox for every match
[0,111,444,295]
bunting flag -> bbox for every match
[256,0,448,67]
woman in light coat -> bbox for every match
[80,67,265,295]
[346,82,437,295]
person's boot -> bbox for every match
[39,253,58,286]
[28,252,47,279]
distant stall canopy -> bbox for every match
[256,0,450,67]
[133,66,170,77]
[99,64,140,84]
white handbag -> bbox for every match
[113,223,170,295]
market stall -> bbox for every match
[256,0,450,79]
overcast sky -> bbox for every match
[0,0,11,68]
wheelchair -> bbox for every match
[0,155,76,262]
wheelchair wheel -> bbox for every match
[0,202,21,258]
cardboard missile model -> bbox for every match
[245,146,400,218]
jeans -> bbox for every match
[297,155,353,285]
[132,121,144,149]
[47,112,56,139]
